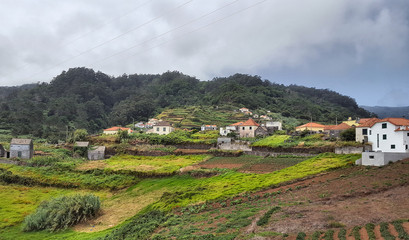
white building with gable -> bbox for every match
[360,118,409,166]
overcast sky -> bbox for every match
[0,0,408,107]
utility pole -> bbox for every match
[131,117,135,130]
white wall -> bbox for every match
[361,152,409,166]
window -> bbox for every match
[249,127,252,130]
[163,127,166,132]
[406,145,408,150]
[407,133,409,137]
[383,134,387,140]
[391,144,395,149]
[369,130,372,135]
[362,129,368,135]
[242,127,245,130]
[156,127,159,132]
[382,123,387,129]
[369,155,374,159]
[17,151,22,158]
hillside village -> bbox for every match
[2,107,409,166]
[0,105,408,240]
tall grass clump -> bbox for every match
[23,194,100,232]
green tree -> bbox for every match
[73,129,88,142]
[340,128,356,141]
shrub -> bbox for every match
[256,206,281,226]
[23,194,100,232]
[338,228,347,240]
[296,232,306,240]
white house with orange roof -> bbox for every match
[360,118,409,166]
[201,125,217,131]
[239,108,249,113]
[220,121,243,136]
[103,127,133,135]
[219,119,261,138]
[367,118,409,153]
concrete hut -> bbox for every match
[87,146,105,160]
[10,138,33,159]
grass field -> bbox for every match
[0,184,109,229]
[0,163,139,190]
[76,154,211,174]
[0,153,361,239]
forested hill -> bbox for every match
[0,67,372,140]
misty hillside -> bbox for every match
[0,67,372,141]
[361,105,409,118]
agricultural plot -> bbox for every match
[0,153,374,239]
[76,154,210,175]
[0,163,139,190]
[199,154,309,173]
[0,184,109,229]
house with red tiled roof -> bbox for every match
[324,123,352,138]
[355,118,379,143]
[103,127,133,135]
[361,118,409,166]
[295,122,326,133]
[201,125,217,131]
[366,118,409,153]
[219,119,265,138]
[238,118,260,138]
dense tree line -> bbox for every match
[0,67,373,141]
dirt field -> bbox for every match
[244,159,409,239]
[198,155,308,173]
[174,158,409,239]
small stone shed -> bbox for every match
[10,138,33,159]
[88,146,105,160]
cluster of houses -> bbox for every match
[295,117,409,166]
[2,104,408,167]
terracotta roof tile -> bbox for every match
[331,123,352,130]
[296,122,326,129]
[104,127,131,131]
[241,118,260,126]
[356,118,380,127]
[230,121,244,126]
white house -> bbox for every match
[367,118,409,153]
[219,121,244,136]
[265,121,282,131]
[360,118,409,166]
[201,125,217,131]
[147,121,174,135]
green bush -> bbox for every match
[23,194,100,232]
[296,232,306,240]
[256,206,281,226]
